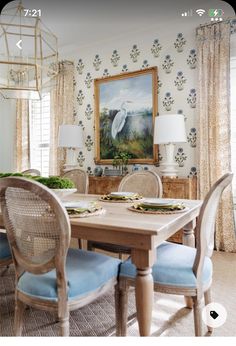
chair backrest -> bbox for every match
[22,169,41,176]
[0,177,71,282]
[62,169,89,194]
[193,173,233,281]
[118,170,163,198]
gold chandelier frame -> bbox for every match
[0,1,58,99]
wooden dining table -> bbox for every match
[0,193,202,336]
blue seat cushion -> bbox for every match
[18,249,121,301]
[0,232,12,260]
[120,242,212,288]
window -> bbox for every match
[29,93,50,177]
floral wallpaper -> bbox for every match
[73,29,198,178]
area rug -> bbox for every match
[0,251,235,337]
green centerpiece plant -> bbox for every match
[0,173,75,189]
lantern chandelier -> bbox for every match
[0,1,58,99]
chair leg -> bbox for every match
[87,241,94,251]
[192,296,203,337]
[204,288,213,333]
[119,253,125,261]
[115,282,129,336]
[185,296,193,309]
[14,299,25,336]
[58,309,69,336]
[78,239,82,249]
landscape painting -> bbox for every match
[94,67,158,164]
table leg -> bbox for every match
[183,219,196,248]
[183,219,196,308]
[135,267,153,336]
[131,249,155,336]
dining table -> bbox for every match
[0,193,202,336]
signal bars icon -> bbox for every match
[181,10,193,17]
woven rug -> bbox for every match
[0,251,235,337]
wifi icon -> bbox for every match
[196,9,206,16]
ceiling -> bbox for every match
[1,0,235,52]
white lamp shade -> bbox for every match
[58,125,83,148]
[154,114,187,144]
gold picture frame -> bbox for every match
[94,67,158,165]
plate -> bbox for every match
[109,192,137,197]
[63,201,93,209]
[141,198,175,207]
[52,188,77,198]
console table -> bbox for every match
[89,176,123,195]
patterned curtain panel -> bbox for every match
[49,61,75,176]
[15,99,30,172]
[197,22,236,252]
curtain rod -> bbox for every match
[198,16,236,28]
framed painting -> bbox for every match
[94,67,158,164]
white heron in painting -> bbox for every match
[111,101,133,139]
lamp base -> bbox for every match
[65,148,78,167]
[160,143,178,178]
[160,163,178,178]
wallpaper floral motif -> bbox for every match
[73,29,198,177]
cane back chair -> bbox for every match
[0,177,121,336]
[117,173,233,336]
[88,170,163,258]
[62,169,89,194]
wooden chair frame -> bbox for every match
[62,169,89,194]
[88,170,163,258]
[0,177,118,336]
[117,173,233,336]
[118,170,163,198]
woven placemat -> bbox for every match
[68,208,105,218]
[99,198,142,203]
[127,206,189,215]
[99,195,143,203]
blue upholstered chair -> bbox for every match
[0,232,12,268]
[0,177,121,336]
[117,173,233,337]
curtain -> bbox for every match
[15,99,30,172]
[49,61,75,176]
[197,21,236,252]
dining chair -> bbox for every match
[0,232,12,269]
[22,169,41,176]
[62,169,89,194]
[0,177,121,336]
[118,170,163,198]
[62,169,89,249]
[117,173,233,336]
[1,169,39,269]
[88,170,163,259]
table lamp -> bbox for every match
[154,114,186,177]
[58,125,84,169]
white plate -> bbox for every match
[52,188,77,198]
[62,201,93,209]
[109,192,136,197]
[141,198,175,206]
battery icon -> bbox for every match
[209,9,224,17]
